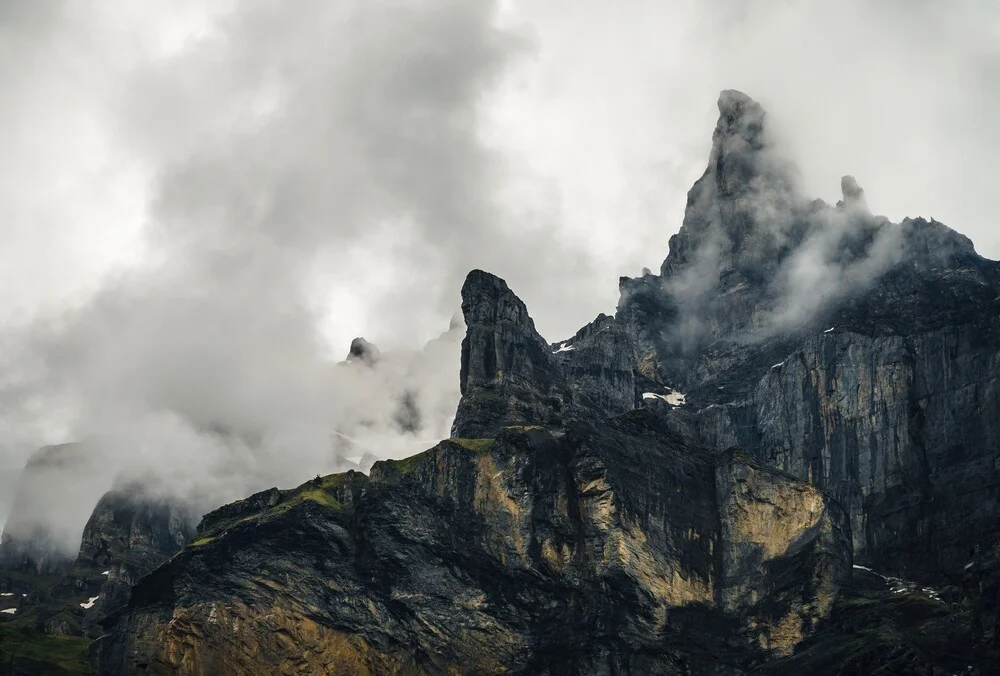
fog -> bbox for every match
[1,0,996,549]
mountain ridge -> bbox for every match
[4,88,1000,674]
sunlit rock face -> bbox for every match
[94,416,849,674]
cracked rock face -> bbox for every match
[74,88,1000,673]
[452,272,639,439]
[75,485,197,622]
[94,416,849,674]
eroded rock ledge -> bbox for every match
[93,413,849,674]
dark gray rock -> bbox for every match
[452,269,569,437]
[614,90,1000,594]
[75,484,196,622]
[347,336,381,364]
[452,271,643,438]
[94,414,850,674]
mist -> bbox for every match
[1,0,997,550]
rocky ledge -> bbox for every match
[93,412,850,674]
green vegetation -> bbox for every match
[189,472,363,548]
[448,437,495,453]
[375,448,435,476]
[0,624,91,674]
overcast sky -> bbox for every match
[1,0,997,525]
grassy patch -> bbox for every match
[189,472,361,548]
[448,438,496,453]
[377,448,435,475]
[0,624,91,674]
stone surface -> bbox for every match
[74,485,196,622]
[11,88,1000,673]
[93,414,850,674]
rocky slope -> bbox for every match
[74,486,196,624]
[1,480,197,674]
[93,414,850,674]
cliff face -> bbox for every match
[84,88,1000,674]
[613,91,1000,590]
[0,481,195,676]
[75,486,196,621]
[95,415,849,674]
[452,272,638,438]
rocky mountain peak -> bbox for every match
[452,270,564,437]
[838,174,867,210]
[711,89,769,198]
[660,90,800,284]
[346,336,380,365]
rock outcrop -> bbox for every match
[75,485,196,622]
[614,90,1000,591]
[452,272,639,438]
[94,414,850,674]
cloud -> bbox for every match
[0,0,524,550]
[1,0,997,548]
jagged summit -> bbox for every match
[838,174,867,209]
[452,270,636,437]
[346,336,380,364]
[22,89,1000,674]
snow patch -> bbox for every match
[80,596,100,610]
[102,570,110,576]
[554,342,575,353]
[771,362,784,370]
[642,390,686,407]
[854,564,940,600]
[1,609,15,615]
[824,327,835,333]
[964,561,974,571]
[0,593,12,597]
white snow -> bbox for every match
[642,390,686,406]
[824,327,835,333]
[1,609,15,615]
[80,596,100,610]
[554,342,575,353]
[0,593,12,597]
[854,565,941,600]
[964,561,974,571]
[101,570,110,576]
[771,362,784,370]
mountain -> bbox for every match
[93,418,851,673]
[0,444,108,576]
[13,89,1000,673]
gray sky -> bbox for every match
[1,0,997,529]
